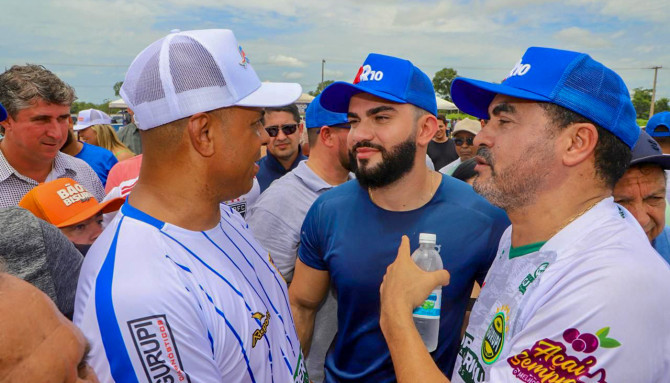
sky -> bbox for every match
[1,0,668,105]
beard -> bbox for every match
[473,141,554,212]
[349,137,417,189]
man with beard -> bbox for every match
[379,47,670,382]
[247,94,353,382]
[61,113,118,187]
[289,53,509,382]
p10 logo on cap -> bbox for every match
[353,64,384,84]
[506,59,532,80]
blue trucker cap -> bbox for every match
[320,53,437,116]
[646,111,670,138]
[630,130,670,169]
[0,103,6,122]
[305,94,349,129]
[451,47,639,148]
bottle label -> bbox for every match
[412,288,441,319]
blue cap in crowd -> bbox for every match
[646,111,670,138]
[320,53,437,116]
[0,103,6,122]
[305,94,349,129]
[450,47,639,148]
[630,130,670,169]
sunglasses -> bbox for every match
[265,124,298,137]
[454,137,475,146]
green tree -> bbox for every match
[432,68,458,100]
[309,80,334,96]
[654,97,670,114]
[631,87,652,119]
[113,81,123,97]
[71,100,111,115]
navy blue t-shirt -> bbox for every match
[298,175,509,382]
[74,142,118,187]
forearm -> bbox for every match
[380,310,449,383]
[290,302,317,357]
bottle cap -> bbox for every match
[419,233,437,244]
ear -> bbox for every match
[318,126,336,148]
[187,112,216,157]
[416,114,438,147]
[562,122,598,167]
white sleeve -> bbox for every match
[82,239,224,382]
[488,258,670,383]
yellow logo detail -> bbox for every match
[251,311,271,348]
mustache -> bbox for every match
[476,146,494,166]
[351,141,385,152]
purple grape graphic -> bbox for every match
[572,338,586,352]
[579,333,599,353]
[563,328,580,343]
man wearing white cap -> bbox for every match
[438,118,482,176]
[74,29,306,382]
[0,64,105,207]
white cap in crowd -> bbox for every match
[120,29,302,130]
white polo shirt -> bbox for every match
[452,198,670,383]
[74,201,306,383]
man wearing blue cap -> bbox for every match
[614,130,670,264]
[247,94,352,382]
[646,111,670,153]
[380,47,670,382]
[290,53,509,382]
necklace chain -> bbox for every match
[549,198,602,239]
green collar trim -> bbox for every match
[509,241,546,259]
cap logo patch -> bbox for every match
[353,64,383,84]
[78,116,85,122]
[507,59,532,79]
[239,45,250,68]
[56,183,93,207]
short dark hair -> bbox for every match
[437,114,447,124]
[0,64,76,119]
[307,128,320,147]
[540,103,631,189]
[264,104,300,124]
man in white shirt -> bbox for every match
[74,29,306,382]
[379,47,670,382]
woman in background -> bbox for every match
[78,123,135,161]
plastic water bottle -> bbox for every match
[412,233,443,352]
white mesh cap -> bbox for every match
[120,29,302,130]
[74,109,112,131]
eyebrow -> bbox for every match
[29,113,71,122]
[366,105,396,116]
[491,103,516,117]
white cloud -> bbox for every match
[554,27,612,49]
[282,72,304,79]
[269,55,307,67]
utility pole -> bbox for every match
[321,59,325,85]
[650,66,662,117]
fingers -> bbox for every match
[432,269,451,287]
[396,235,410,260]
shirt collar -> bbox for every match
[0,149,77,183]
[265,146,307,174]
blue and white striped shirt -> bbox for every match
[74,201,306,383]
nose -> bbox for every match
[45,119,66,141]
[89,221,104,243]
[259,124,270,145]
[349,120,374,146]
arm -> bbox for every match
[379,236,451,383]
[289,258,330,356]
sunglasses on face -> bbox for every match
[265,124,298,137]
[454,137,475,146]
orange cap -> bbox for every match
[19,178,124,228]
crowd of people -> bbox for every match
[0,28,669,383]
